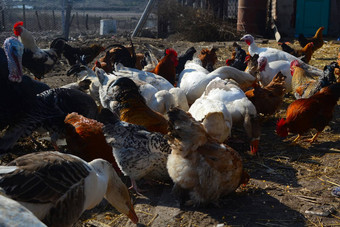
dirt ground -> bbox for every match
[0,31,340,227]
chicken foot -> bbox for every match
[129,178,147,196]
[305,131,320,143]
[290,134,301,144]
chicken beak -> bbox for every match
[126,202,138,224]
[249,139,259,155]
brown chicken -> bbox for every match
[245,72,286,115]
[166,107,249,206]
[64,112,121,174]
[150,48,178,85]
[111,77,168,134]
[298,27,324,51]
[93,44,145,73]
[92,52,113,73]
[279,42,315,63]
[276,82,340,143]
[63,43,105,66]
[198,47,218,72]
[291,60,339,99]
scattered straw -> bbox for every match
[107,214,124,226]
[136,210,153,216]
[318,177,340,187]
[146,213,159,226]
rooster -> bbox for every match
[150,48,178,85]
[278,42,315,63]
[298,27,324,51]
[98,76,169,134]
[198,47,218,72]
[64,112,121,174]
[276,82,340,143]
[98,108,171,194]
[13,21,65,79]
[245,72,286,115]
[166,107,249,206]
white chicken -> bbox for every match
[178,60,256,105]
[198,77,261,155]
[241,34,323,77]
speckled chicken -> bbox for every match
[166,108,249,206]
[64,112,121,174]
[98,108,171,194]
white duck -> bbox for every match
[240,34,323,77]
[189,96,232,143]
[0,151,138,227]
[257,55,292,92]
[200,77,261,155]
[178,60,256,105]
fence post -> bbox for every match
[76,12,79,30]
[35,10,42,30]
[63,0,73,40]
[23,4,26,25]
[85,14,88,30]
[52,10,56,29]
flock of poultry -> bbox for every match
[0,21,339,226]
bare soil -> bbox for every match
[1,32,339,227]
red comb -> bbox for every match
[166,48,177,57]
[14,21,23,29]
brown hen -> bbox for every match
[166,108,248,206]
[298,27,324,51]
[245,72,286,115]
[64,112,121,174]
[111,77,168,134]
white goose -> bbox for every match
[196,77,261,155]
[96,68,188,115]
[189,97,232,143]
[0,151,138,227]
[0,194,46,227]
[178,60,256,105]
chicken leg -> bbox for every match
[305,131,320,143]
[291,134,301,144]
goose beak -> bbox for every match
[126,202,138,224]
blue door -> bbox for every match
[295,0,330,36]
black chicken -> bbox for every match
[226,42,247,71]
[176,47,196,75]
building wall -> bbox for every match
[328,0,340,37]
[276,0,339,38]
[276,0,295,37]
